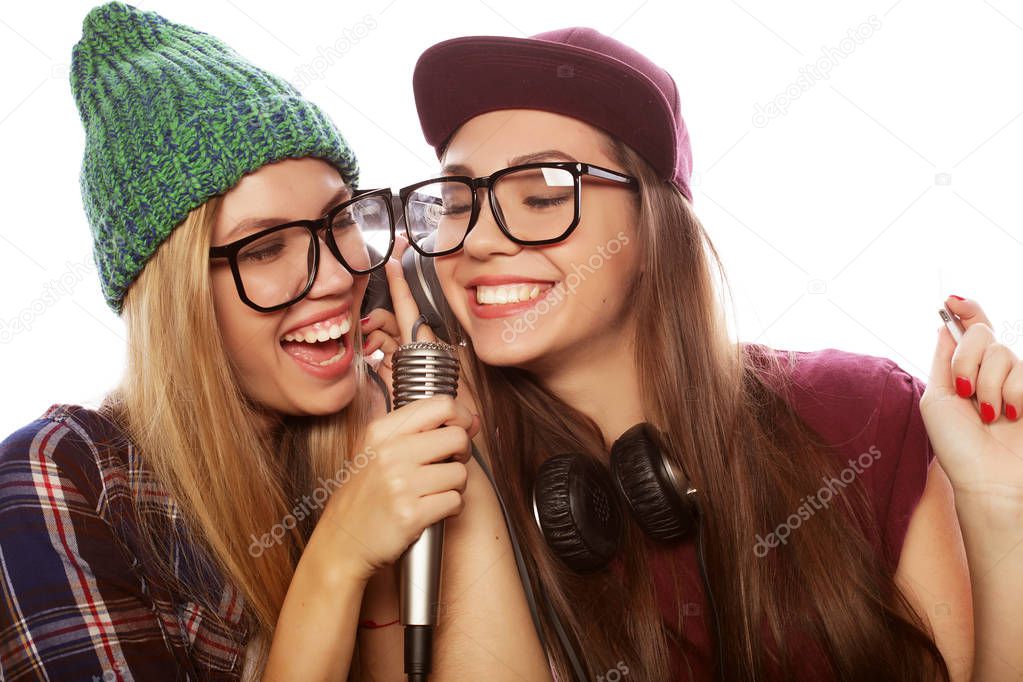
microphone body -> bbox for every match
[392,341,460,681]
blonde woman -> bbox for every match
[0,4,547,681]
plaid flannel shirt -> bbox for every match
[0,404,249,681]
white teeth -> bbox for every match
[282,315,352,343]
[475,283,546,305]
[314,345,348,366]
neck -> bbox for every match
[251,404,284,441]
[534,327,645,450]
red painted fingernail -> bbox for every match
[981,402,997,423]
[360,315,371,323]
[949,295,965,301]
[1006,404,1019,421]
[955,376,973,398]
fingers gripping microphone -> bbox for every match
[393,316,460,682]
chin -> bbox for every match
[264,378,358,418]
[304,380,358,416]
[470,326,550,369]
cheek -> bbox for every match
[560,227,637,312]
[601,240,638,312]
[210,269,277,368]
[435,261,467,318]
[353,276,370,314]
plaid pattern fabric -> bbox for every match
[0,404,249,681]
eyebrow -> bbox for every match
[441,149,578,177]
[225,186,352,241]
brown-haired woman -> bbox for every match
[379,27,1022,681]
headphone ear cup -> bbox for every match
[399,231,455,343]
[610,423,697,543]
[532,454,623,573]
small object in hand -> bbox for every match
[939,304,964,344]
[938,304,982,413]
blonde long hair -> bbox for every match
[99,194,371,678]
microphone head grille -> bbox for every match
[392,341,460,407]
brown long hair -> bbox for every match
[97,195,372,679]
[450,139,950,680]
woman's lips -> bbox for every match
[465,282,558,319]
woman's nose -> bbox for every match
[307,234,356,298]
[462,190,520,259]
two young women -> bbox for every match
[3,5,1020,682]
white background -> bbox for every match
[0,0,1020,436]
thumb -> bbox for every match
[928,324,956,393]
[944,295,992,330]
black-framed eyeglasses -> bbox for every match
[208,188,396,313]
[398,162,638,257]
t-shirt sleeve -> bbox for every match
[773,347,938,574]
[0,416,184,681]
[870,363,935,573]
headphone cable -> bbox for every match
[695,509,724,679]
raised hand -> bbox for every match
[920,295,1023,514]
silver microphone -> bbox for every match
[392,339,460,681]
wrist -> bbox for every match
[357,617,399,629]
[954,484,1023,532]
[302,525,375,589]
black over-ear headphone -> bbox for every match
[532,423,699,573]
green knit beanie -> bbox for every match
[70,2,360,314]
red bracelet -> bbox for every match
[358,618,399,629]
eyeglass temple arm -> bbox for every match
[583,164,637,186]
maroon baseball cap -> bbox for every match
[412,27,693,201]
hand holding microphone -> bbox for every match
[374,234,475,681]
[319,394,475,579]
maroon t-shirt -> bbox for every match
[647,346,935,680]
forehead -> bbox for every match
[213,158,346,241]
[442,109,615,175]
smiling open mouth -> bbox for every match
[280,315,351,366]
